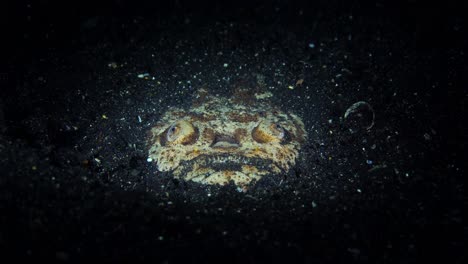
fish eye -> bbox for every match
[162,120,199,145]
[271,123,285,139]
[252,121,287,143]
[166,124,180,142]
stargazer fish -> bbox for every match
[147,86,307,191]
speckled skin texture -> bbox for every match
[148,88,307,190]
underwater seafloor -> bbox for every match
[1,1,466,262]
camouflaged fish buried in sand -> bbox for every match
[147,87,307,190]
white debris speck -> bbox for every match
[357,189,362,193]
[147,157,153,162]
[423,133,431,141]
[308,42,315,48]
[223,63,228,67]
[137,73,150,78]
[138,115,142,123]
[207,193,212,197]
[312,201,317,208]
[158,236,164,241]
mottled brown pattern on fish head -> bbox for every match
[228,112,259,123]
[189,113,216,122]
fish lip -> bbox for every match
[177,154,275,174]
[211,134,241,148]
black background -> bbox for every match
[1,0,466,262]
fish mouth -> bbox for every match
[175,153,279,189]
[211,134,240,148]
[177,153,275,174]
